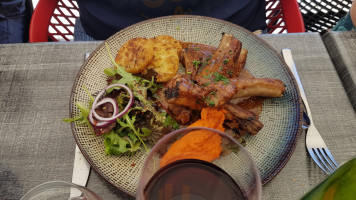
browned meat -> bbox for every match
[167,34,284,111]
[156,87,192,124]
[223,103,263,136]
[230,77,286,98]
[163,74,238,109]
[163,74,206,110]
[195,33,243,85]
[155,33,285,137]
[182,42,217,56]
[224,102,258,121]
[238,68,254,79]
[201,81,237,108]
[181,43,216,77]
[235,48,248,77]
[181,48,204,77]
[233,96,264,116]
[167,104,192,125]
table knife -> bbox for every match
[282,48,311,129]
[70,53,92,197]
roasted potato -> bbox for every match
[143,35,183,82]
[115,37,154,74]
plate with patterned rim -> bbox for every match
[69,15,302,197]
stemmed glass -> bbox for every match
[21,181,102,200]
[136,127,262,200]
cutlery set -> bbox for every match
[282,48,339,174]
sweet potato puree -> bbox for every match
[160,108,227,168]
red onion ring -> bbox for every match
[92,97,118,121]
[88,98,118,127]
[88,83,134,127]
[88,108,116,127]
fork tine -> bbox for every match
[319,148,337,171]
[324,148,339,168]
[314,148,333,174]
[307,148,329,174]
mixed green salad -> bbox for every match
[63,43,179,156]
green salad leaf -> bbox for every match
[164,114,179,129]
[63,43,175,156]
[105,43,165,124]
[104,131,130,155]
[62,96,95,135]
[117,110,149,153]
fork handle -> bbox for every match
[282,49,313,122]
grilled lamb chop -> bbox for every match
[181,43,216,77]
[163,74,237,109]
[223,103,264,136]
[156,33,286,137]
[195,33,243,85]
[156,87,193,124]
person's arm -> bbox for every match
[351,1,356,27]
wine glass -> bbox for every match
[137,127,262,200]
[21,181,102,200]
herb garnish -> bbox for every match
[193,60,201,70]
[201,82,210,87]
[213,72,230,85]
[202,72,229,85]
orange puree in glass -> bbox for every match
[160,108,227,168]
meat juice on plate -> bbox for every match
[144,159,246,200]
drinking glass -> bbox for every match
[21,181,102,200]
[136,127,262,200]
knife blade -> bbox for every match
[70,53,91,197]
[71,145,91,186]
[282,48,311,129]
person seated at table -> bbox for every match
[0,0,33,44]
[74,0,267,41]
[332,1,356,31]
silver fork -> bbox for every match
[282,48,339,174]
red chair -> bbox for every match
[29,0,305,43]
[29,0,79,42]
[266,0,306,33]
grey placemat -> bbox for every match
[0,42,132,200]
[322,31,356,112]
[259,33,356,200]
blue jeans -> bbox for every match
[74,18,96,41]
